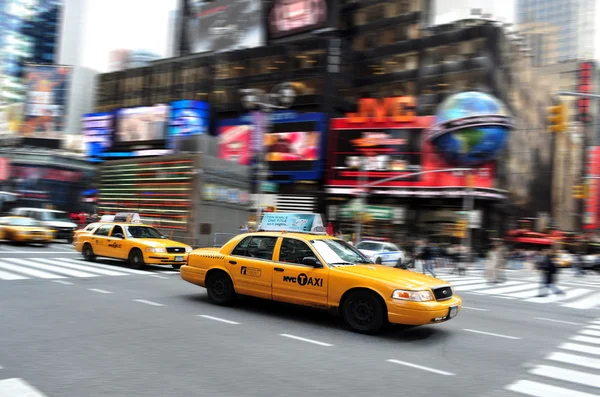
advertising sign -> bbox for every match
[115,104,169,145]
[259,212,325,233]
[265,131,319,162]
[218,125,252,165]
[186,0,264,54]
[583,146,600,229]
[82,112,114,159]
[268,0,330,39]
[203,183,250,206]
[22,64,72,138]
[168,100,210,150]
[577,61,595,124]
[0,103,24,139]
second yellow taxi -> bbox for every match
[181,213,462,334]
[0,216,54,245]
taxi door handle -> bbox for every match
[229,260,237,265]
[274,267,284,272]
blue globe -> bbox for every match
[432,91,511,166]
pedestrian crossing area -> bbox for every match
[0,257,178,281]
[435,272,600,310]
[0,377,48,397]
[503,318,600,396]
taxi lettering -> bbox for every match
[283,273,323,287]
[108,242,122,249]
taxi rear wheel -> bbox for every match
[206,271,235,305]
[82,243,96,262]
[129,249,145,269]
[342,290,386,334]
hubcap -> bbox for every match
[213,279,226,299]
[351,298,374,326]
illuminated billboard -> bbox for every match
[82,112,115,159]
[115,104,169,145]
[168,100,210,151]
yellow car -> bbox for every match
[181,213,461,334]
[75,213,192,269]
[0,216,54,245]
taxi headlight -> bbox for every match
[185,246,192,253]
[145,247,167,253]
[392,289,434,302]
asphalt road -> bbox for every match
[0,245,599,397]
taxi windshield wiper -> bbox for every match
[329,262,356,266]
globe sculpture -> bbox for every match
[429,91,513,166]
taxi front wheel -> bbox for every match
[129,249,145,269]
[342,290,386,334]
[206,271,235,305]
[82,243,96,262]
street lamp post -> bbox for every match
[239,83,297,227]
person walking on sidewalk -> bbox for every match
[420,240,437,278]
[537,246,565,297]
[486,240,506,284]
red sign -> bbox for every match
[326,116,497,192]
[10,166,82,182]
[583,146,600,229]
[577,62,595,124]
[0,158,9,182]
[218,125,252,166]
[269,0,328,38]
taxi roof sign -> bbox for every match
[259,213,327,234]
[99,215,114,222]
[113,213,142,223]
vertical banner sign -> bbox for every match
[577,62,594,124]
[583,146,600,229]
[22,65,72,138]
[251,111,265,152]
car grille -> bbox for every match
[432,286,453,301]
[166,247,186,254]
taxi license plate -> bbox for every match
[175,256,184,262]
[449,305,458,319]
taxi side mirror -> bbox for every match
[113,233,124,239]
[302,257,322,268]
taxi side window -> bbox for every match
[231,236,277,260]
[111,225,124,237]
[94,225,112,236]
[279,238,314,264]
[85,224,96,231]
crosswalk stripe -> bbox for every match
[477,283,536,295]
[506,287,569,299]
[59,258,151,275]
[0,269,28,280]
[5,258,98,278]
[562,292,600,310]
[31,259,128,276]
[0,378,48,397]
[444,279,492,287]
[571,335,600,345]
[559,343,600,356]
[529,365,600,388]
[505,379,598,397]
[546,352,600,370]
[580,330,600,337]
[0,261,64,279]
[586,325,600,330]
[525,288,588,303]
[454,281,523,291]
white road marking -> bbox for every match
[279,334,333,347]
[0,378,48,396]
[455,281,523,291]
[462,306,490,311]
[477,283,536,295]
[133,299,164,307]
[530,365,600,388]
[386,359,455,376]
[505,379,598,397]
[157,270,178,274]
[496,296,518,300]
[534,317,581,326]
[35,259,126,276]
[546,351,600,370]
[562,292,600,309]
[0,245,19,252]
[6,258,98,278]
[0,262,64,279]
[52,280,73,285]
[60,258,150,274]
[571,335,600,345]
[0,269,28,280]
[559,342,600,356]
[88,288,112,294]
[0,251,79,254]
[49,245,76,251]
[508,287,571,299]
[586,325,600,330]
[580,329,600,337]
[198,315,240,325]
[463,328,522,340]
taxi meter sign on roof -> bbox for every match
[259,213,327,234]
[113,213,141,223]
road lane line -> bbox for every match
[198,315,240,325]
[462,306,490,311]
[88,288,112,294]
[496,296,517,300]
[0,378,48,397]
[505,379,597,397]
[279,334,333,347]
[463,328,522,340]
[52,280,73,285]
[546,352,600,370]
[534,317,581,325]
[49,245,76,251]
[386,359,455,376]
[559,343,600,356]
[7,258,98,278]
[34,259,126,276]
[586,325,600,330]
[0,269,28,280]
[571,335,600,345]
[530,365,600,388]
[0,262,64,279]
[150,274,168,279]
[562,292,600,309]
[0,251,79,254]
[133,299,164,307]
[580,329,600,337]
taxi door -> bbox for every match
[90,224,113,257]
[271,237,329,308]
[227,235,276,300]
[104,224,128,260]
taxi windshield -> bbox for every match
[310,239,372,266]
[11,218,41,227]
[126,226,166,239]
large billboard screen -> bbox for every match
[115,104,169,146]
[22,64,72,138]
[82,112,115,159]
[218,125,252,166]
[186,0,264,53]
[168,100,210,151]
[268,0,331,39]
[583,146,600,229]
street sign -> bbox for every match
[261,181,278,193]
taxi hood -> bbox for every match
[141,239,189,248]
[334,265,448,289]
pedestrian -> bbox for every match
[537,246,565,297]
[420,240,436,278]
[486,240,505,284]
[456,245,467,276]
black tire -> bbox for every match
[395,258,406,269]
[206,271,235,305]
[129,249,145,269]
[172,264,182,270]
[82,243,96,262]
[342,290,386,334]
[66,236,73,244]
[375,257,382,264]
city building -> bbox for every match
[516,0,597,65]
[92,0,556,246]
[108,49,162,72]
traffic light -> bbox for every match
[548,103,568,133]
[573,185,584,199]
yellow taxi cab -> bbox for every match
[0,216,54,245]
[72,215,115,243]
[181,213,462,334]
[75,213,192,269]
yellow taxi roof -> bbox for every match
[239,231,336,240]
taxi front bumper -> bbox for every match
[145,253,188,265]
[10,233,53,243]
[387,295,462,326]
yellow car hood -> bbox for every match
[140,239,189,248]
[334,265,449,289]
